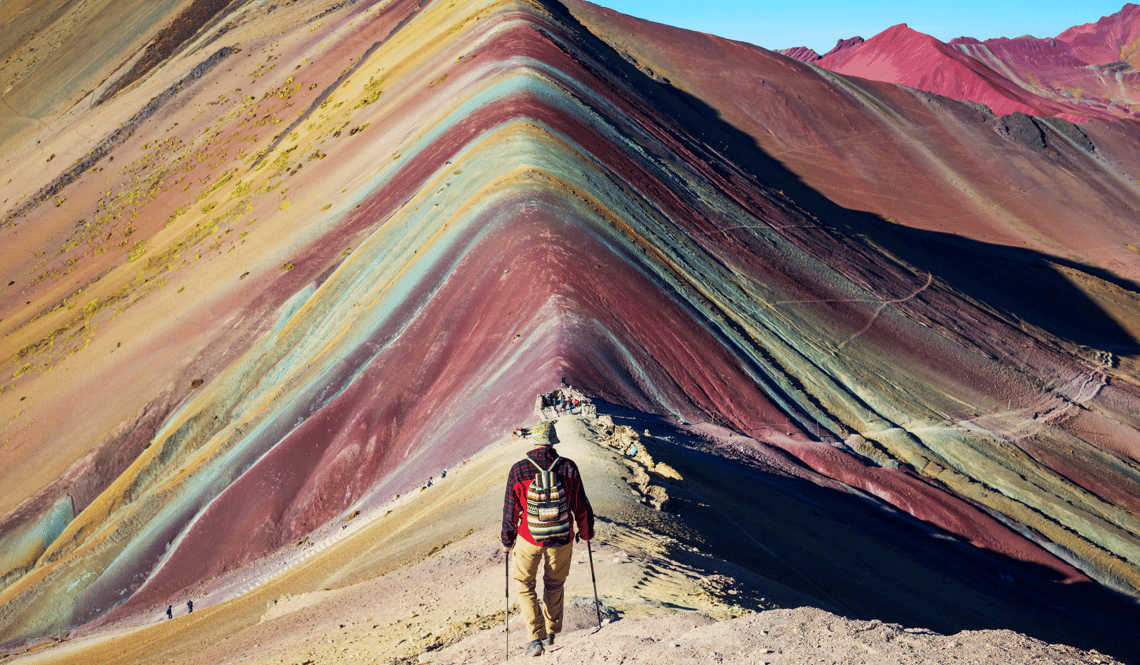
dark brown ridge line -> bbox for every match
[96,0,241,106]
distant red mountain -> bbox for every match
[776,45,820,61]
[781,4,1140,120]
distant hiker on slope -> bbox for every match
[501,420,595,657]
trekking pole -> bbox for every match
[505,550,510,660]
[587,540,602,629]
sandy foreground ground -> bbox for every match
[6,415,1124,665]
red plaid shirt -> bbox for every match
[502,446,594,547]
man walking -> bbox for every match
[501,420,594,657]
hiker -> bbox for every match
[186,599,193,613]
[166,605,172,620]
[501,420,594,657]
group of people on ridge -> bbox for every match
[539,389,582,415]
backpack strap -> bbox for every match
[525,456,561,472]
[526,456,562,502]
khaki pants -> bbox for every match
[512,538,573,642]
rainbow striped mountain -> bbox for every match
[2,0,1140,660]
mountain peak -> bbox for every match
[777,45,822,62]
[808,5,1140,119]
[821,35,865,58]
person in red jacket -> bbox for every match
[501,420,594,657]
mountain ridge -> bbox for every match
[780,4,1140,120]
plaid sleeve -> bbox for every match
[501,461,527,547]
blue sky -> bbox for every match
[590,1,1131,53]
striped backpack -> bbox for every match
[526,457,571,541]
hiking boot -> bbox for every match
[543,634,555,646]
[524,639,544,657]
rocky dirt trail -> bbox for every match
[8,414,1126,665]
[425,606,1125,665]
